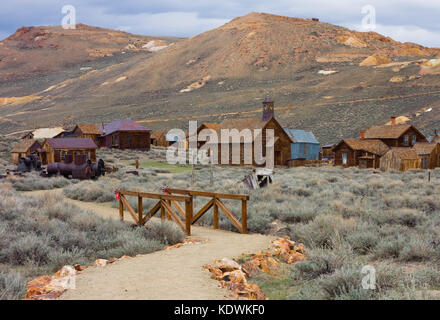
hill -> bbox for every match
[1,12,440,144]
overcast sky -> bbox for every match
[1,0,439,47]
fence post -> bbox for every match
[138,195,143,225]
[160,199,165,220]
[185,199,192,236]
[242,199,247,234]
[213,197,219,229]
[119,197,124,221]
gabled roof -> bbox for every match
[322,143,336,149]
[151,131,165,139]
[364,124,414,139]
[11,139,41,153]
[387,147,419,160]
[45,138,97,150]
[74,124,100,135]
[284,129,319,144]
[336,139,389,156]
[430,135,440,144]
[100,119,151,136]
[413,142,438,155]
[27,127,65,139]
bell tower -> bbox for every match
[262,97,274,121]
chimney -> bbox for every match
[360,131,365,140]
[262,97,274,121]
[391,116,397,126]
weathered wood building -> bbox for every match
[71,124,101,144]
[39,138,97,165]
[364,118,427,147]
[203,99,293,166]
[322,143,336,161]
[333,139,389,168]
[413,142,440,169]
[380,147,421,172]
[151,132,168,147]
[10,139,42,165]
[99,119,151,150]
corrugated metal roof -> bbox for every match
[284,129,319,144]
[30,127,65,139]
[45,138,97,149]
[100,119,151,136]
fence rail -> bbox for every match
[117,188,249,235]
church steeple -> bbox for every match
[262,97,274,121]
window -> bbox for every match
[342,153,348,165]
[404,135,409,146]
[112,134,119,146]
[61,151,66,160]
[412,135,417,145]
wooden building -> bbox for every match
[99,119,151,150]
[39,138,97,165]
[284,129,320,163]
[21,127,65,140]
[10,139,42,165]
[413,142,440,169]
[71,124,101,144]
[151,132,168,147]
[322,143,336,161]
[204,99,292,166]
[364,118,427,147]
[333,139,389,168]
[380,147,421,172]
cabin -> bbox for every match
[364,117,427,147]
[380,148,421,172]
[39,138,97,165]
[151,132,168,147]
[413,143,440,169]
[333,139,389,168]
[21,127,65,140]
[10,139,42,165]
[322,143,336,161]
[191,123,220,149]
[204,98,293,166]
[99,119,151,150]
[284,129,320,164]
[71,124,101,144]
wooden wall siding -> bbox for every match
[152,135,170,147]
[378,128,427,148]
[322,147,335,158]
[11,142,41,165]
[380,151,421,172]
[101,131,151,150]
[74,132,100,144]
[41,141,96,165]
[333,142,356,167]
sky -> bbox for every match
[1,0,440,47]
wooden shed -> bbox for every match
[71,124,101,145]
[380,148,421,172]
[413,142,440,169]
[10,139,42,165]
[322,143,336,161]
[364,120,427,148]
[40,138,97,165]
[333,139,389,168]
[99,119,151,150]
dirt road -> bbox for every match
[25,189,274,300]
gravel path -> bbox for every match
[25,189,274,300]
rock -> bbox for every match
[93,259,108,266]
[336,35,367,48]
[359,55,392,67]
[26,266,77,300]
[318,70,338,75]
[180,75,211,93]
[115,76,127,83]
[390,76,405,83]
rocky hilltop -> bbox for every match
[1,12,440,144]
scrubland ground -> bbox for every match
[2,143,440,299]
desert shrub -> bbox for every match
[0,189,184,299]
[11,173,73,191]
[0,271,26,300]
[399,238,436,262]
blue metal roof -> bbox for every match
[284,129,319,144]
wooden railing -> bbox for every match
[165,188,249,234]
[117,190,193,235]
[117,188,249,235]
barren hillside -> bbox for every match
[1,12,440,144]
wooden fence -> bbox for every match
[117,188,249,235]
[165,188,249,234]
[117,190,193,235]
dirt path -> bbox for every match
[25,189,274,300]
